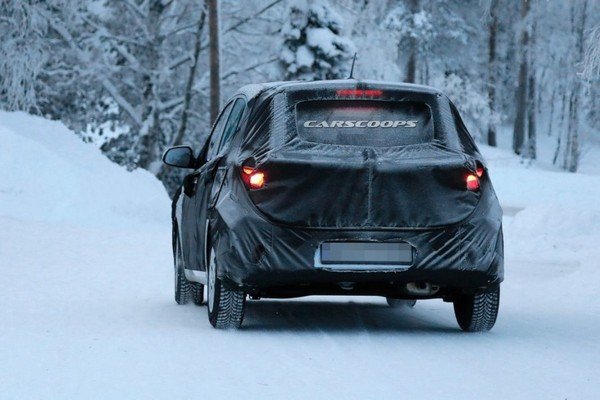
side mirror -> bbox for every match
[162,146,196,169]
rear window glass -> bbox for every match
[295,100,433,146]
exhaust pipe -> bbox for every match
[405,282,439,296]
[338,282,355,291]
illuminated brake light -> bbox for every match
[336,89,383,97]
[241,166,265,190]
[249,172,265,188]
[466,174,480,191]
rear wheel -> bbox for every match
[453,286,500,332]
[207,246,246,329]
[174,238,190,305]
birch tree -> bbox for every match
[562,0,588,172]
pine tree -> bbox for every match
[280,1,356,80]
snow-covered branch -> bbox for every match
[582,25,600,79]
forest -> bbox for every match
[1,0,599,193]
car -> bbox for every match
[162,80,504,331]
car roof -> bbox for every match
[232,79,441,102]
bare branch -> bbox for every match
[223,0,285,34]
[159,96,185,112]
[123,0,145,19]
[161,22,199,39]
[221,56,278,80]
[170,7,207,147]
[199,0,285,51]
[168,53,194,70]
[40,10,142,126]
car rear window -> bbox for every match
[295,100,434,147]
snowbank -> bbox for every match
[481,143,600,273]
[480,143,600,209]
[0,111,170,228]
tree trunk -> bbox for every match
[547,85,556,137]
[525,20,536,159]
[137,0,165,172]
[512,0,530,155]
[208,0,220,125]
[487,0,498,147]
[404,0,419,83]
[405,52,416,84]
[566,91,580,171]
[553,91,567,165]
[564,0,588,172]
[526,72,536,159]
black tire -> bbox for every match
[453,286,500,332]
[207,245,245,329]
[386,298,417,308]
[191,283,204,306]
[174,238,191,305]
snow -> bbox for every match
[0,111,168,228]
[306,27,339,56]
[295,44,315,68]
[481,143,600,210]
[1,112,600,399]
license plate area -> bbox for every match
[319,241,413,268]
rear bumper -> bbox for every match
[212,179,503,295]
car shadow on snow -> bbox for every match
[241,299,461,334]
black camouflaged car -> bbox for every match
[162,80,503,331]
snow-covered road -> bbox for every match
[1,214,599,399]
[1,112,599,399]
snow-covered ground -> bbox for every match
[1,112,599,399]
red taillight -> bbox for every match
[336,89,383,97]
[466,174,480,191]
[476,166,484,178]
[241,166,265,190]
